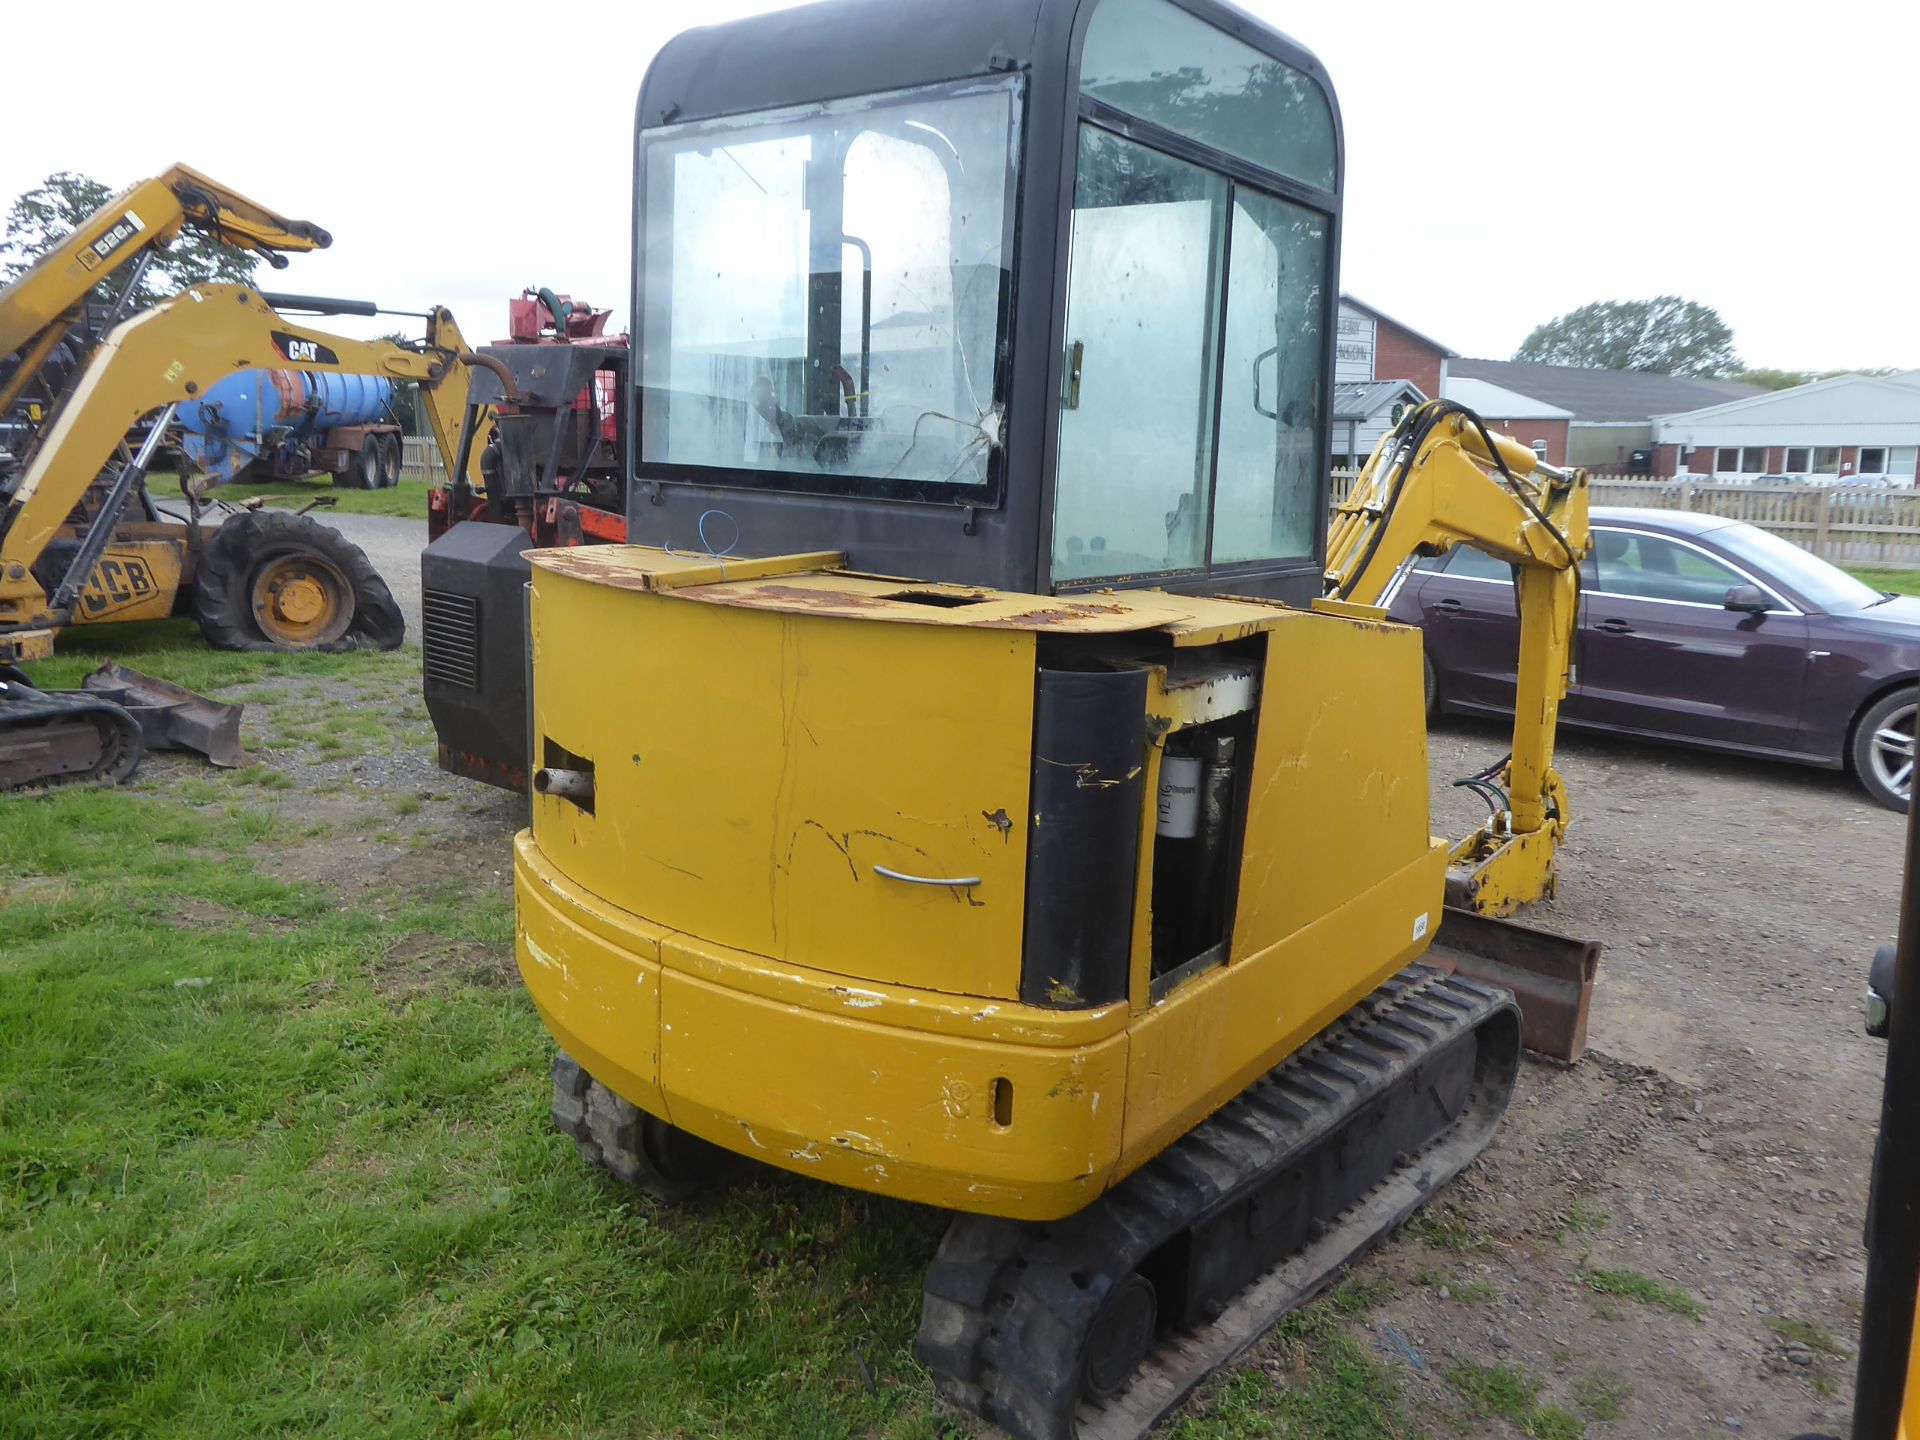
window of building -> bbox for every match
[1531,439,1549,460]
[1714,448,1739,475]
[1813,448,1842,474]
[1859,447,1889,474]
[1891,447,1919,482]
[1741,447,1766,474]
[1785,446,1811,472]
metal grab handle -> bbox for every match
[873,864,981,888]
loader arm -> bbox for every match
[0,164,331,414]
[1325,399,1591,914]
[0,285,481,638]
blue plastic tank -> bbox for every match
[175,367,394,483]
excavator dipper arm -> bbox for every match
[1325,399,1591,915]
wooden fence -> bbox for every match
[400,435,447,483]
[1330,468,1920,569]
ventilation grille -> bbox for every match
[422,589,480,690]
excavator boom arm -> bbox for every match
[0,164,331,411]
[1326,400,1591,913]
[0,285,479,634]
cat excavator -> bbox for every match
[502,2,1601,1436]
[0,285,500,788]
[0,163,330,446]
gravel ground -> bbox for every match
[317,513,427,639]
[1328,712,1902,1437]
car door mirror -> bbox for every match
[1723,584,1771,613]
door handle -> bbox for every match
[874,864,982,889]
[1433,598,1464,615]
[1597,618,1634,635]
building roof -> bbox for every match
[1448,357,1763,423]
[1441,376,1573,422]
[1652,370,1920,446]
[1338,294,1458,359]
[1332,379,1425,421]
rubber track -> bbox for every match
[917,966,1521,1440]
[0,682,143,788]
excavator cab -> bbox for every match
[628,0,1340,606]
[507,5,1595,1437]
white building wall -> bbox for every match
[1335,302,1375,385]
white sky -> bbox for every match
[6,0,1912,373]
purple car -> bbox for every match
[1387,507,1920,810]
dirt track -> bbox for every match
[1333,713,1903,1436]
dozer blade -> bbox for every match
[79,663,246,768]
[1425,905,1600,1063]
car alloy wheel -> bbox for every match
[1869,700,1916,806]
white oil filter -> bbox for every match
[1157,754,1202,838]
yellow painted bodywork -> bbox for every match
[517,546,1443,1219]
[0,286,485,656]
[1328,401,1591,914]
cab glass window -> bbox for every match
[1053,131,1225,581]
[1212,189,1326,563]
[1080,0,1336,192]
[639,79,1017,494]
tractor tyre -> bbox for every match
[192,510,405,653]
[337,444,379,490]
[377,433,402,488]
[551,1051,744,1203]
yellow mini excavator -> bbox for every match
[0,285,500,789]
[499,2,1600,1435]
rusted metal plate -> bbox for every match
[526,544,1298,638]
[1425,905,1600,1063]
[81,662,245,768]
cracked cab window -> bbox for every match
[640,79,1017,493]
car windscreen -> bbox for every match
[1705,521,1883,611]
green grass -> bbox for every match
[17,618,416,694]
[1844,566,1920,596]
[1405,1203,1491,1253]
[0,784,952,1440]
[1574,1369,1631,1421]
[1445,1362,1584,1439]
[1167,1279,1420,1440]
[1765,1315,1841,1353]
[200,475,433,519]
[1579,1267,1705,1321]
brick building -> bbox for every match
[1654,371,1920,483]
[1439,377,1572,467]
[1336,295,1455,400]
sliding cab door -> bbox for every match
[1053,128,1226,584]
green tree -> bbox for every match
[374,330,424,434]
[0,170,260,310]
[1514,297,1741,378]
[1736,365,1902,392]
